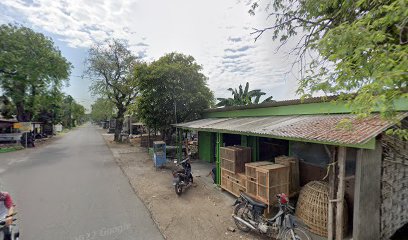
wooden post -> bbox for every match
[336,146,346,240]
[216,132,221,185]
[328,147,336,240]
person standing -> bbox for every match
[0,192,18,240]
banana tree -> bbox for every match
[216,82,274,107]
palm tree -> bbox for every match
[216,82,274,107]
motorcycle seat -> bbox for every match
[240,192,267,208]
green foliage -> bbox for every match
[0,95,15,118]
[0,24,72,121]
[250,0,408,120]
[137,53,214,138]
[90,98,115,122]
[216,82,274,107]
[59,95,86,128]
[84,39,139,141]
[33,88,64,124]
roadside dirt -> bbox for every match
[101,131,269,240]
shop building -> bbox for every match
[175,96,408,239]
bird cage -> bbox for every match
[295,181,348,237]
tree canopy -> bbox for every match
[0,24,72,122]
[216,82,274,107]
[85,39,139,141]
[250,0,407,122]
[90,98,115,123]
[0,95,14,119]
[137,53,214,140]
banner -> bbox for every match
[16,122,32,132]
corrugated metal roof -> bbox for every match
[0,118,18,123]
[205,95,340,113]
[174,113,407,147]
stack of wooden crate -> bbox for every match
[245,161,272,197]
[220,146,251,197]
[245,161,290,205]
[275,155,300,196]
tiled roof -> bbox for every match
[175,113,407,146]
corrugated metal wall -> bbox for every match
[198,131,214,162]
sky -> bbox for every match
[0,0,303,111]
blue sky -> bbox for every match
[0,0,302,110]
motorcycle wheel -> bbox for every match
[189,174,193,183]
[281,227,311,240]
[233,203,252,232]
[175,183,183,195]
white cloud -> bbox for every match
[0,0,303,102]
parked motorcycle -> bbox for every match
[0,212,19,240]
[233,193,310,240]
[20,132,35,148]
[172,158,193,195]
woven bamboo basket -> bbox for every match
[295,181,348,237]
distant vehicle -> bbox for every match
[233,193,311,240]
[172,158,193,195]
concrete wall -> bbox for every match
[353,141,382,239]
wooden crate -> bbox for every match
[246,179,257,196]
[257,183,290,205]
[245,161,273,181]
[231,181,246,197]
[221,157,248,174]
[233,145,251,162]
[236,173,247,184]
[256,164,290,205]
[221,173,233,191]
[221,169,247,186]
[221,158,235,172]
[220,146,251,174]
[221,169,246,197]
[220,147,241,161]
[275,156,300,195]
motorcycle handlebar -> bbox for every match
[0,218,17,226]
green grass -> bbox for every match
[0,146,24,153]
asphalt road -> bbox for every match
[0,124,163,240]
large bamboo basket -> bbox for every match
[295,181,348,237]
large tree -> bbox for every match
[33,88,64,124]
[90,98,115,122]
[0,95,14,119]
[0,24,72,122]
[84,39,139,141]
[137,53,214,141]
[250,0,407,124]
[216,82,274,107]
[58,95,86,128]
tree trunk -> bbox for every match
[114,108,125,142]
[15,101,31,122]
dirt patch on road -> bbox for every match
[101,132,268,240]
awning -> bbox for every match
[0,119,18,123]
[174,113,407,149]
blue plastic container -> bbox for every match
[153,141,166,167]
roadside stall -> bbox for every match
[0,118,20,143]
[174,96,408,240]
